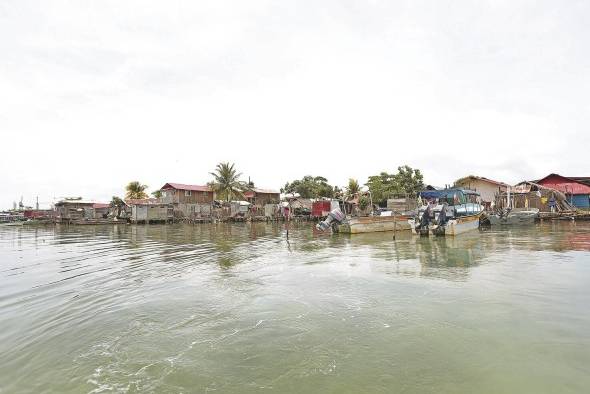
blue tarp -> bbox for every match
[419,188,479,199]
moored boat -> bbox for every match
[488,208,539,225]
[408,189,484,236]
[338,214,412,234]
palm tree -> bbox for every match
[151,190,162,199]
[209,162,249,201]
[125,181,148,199]
[346,178,360,199]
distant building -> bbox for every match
[243,188,280,207]
[535,174,590,209]
[54,199,110,222]
[159,183,214,218]
[454,176,508,209]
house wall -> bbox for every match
[571,194,590,208]
[55,203,94,220]
[162,189,214,204]
[252,192,280,206]
[455,179,506,204]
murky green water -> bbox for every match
[1,222,589,393]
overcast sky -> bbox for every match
[1,0,588,208]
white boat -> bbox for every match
[488,208,539,225]
[408,189,484,236]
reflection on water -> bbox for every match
[1,222,589,393]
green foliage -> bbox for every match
[346,178,360,199]
[209,162,250,201]
[281,175,334,198]
[365,165,424,206]
[125,181,148,199]
[151,190,162,199]
[358,195,370,211]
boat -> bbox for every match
[488,208,539,225]
[408,188,484,236]
[338,214,412,234]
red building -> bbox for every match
[536,174,590,208]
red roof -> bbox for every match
[161,183,212,192]
[536,174,590,195]
[93,203,110,209]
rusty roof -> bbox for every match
[455,175,509,187]
[244,188,280,197]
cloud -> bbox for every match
[0,0,588,208]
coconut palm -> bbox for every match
[125,181,148,199]
[209,162,249,201]
[346,178,360,199]
[151,190,162,199]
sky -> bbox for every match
[1,0,589,209]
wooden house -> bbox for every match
[454,176,508,209]
[244,188,280,207]
[159,183,215,218]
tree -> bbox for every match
[365,165,425,206]
[281,175,334,198]
[209,162,250,201]
[333,186,344,200]
[395,165,424,195]
[345,178,360,199]
[125,181,148,199]
[151,190,162,199]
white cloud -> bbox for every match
[0,0,588,208]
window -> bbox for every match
[185,190,192,197]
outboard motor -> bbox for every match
[316,208,346,232]
[437,203,448,226]
[416,204,431,230]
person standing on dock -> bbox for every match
[549,195,557,213]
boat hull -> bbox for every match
[488,209,539,225]
[339,216,411,234]
[409,212,482,236]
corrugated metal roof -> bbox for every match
[252,188,280,194]
[161,183,212,192]
[536,174,590,195]
[55,200,105,206]
[455,175,508,187]
[244,188,279,198]
[125,198,160,205]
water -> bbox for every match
[1,222,589,393]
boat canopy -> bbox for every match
[419,188,480,204]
